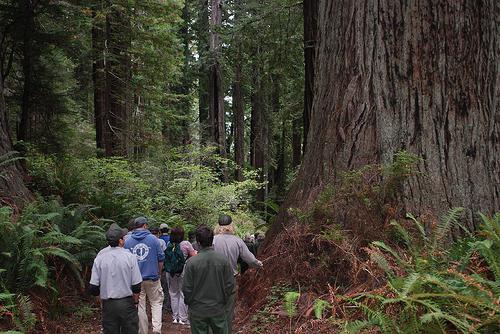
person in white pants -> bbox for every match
[167,227,197,325]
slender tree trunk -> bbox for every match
[18,1,35,142]
[302,0,317,155]
[233,64,245,181]
[275,0,499,234]
[105,6,131,156]
[92,6,107,153]
[272,76,286,196]
[251,65,265,204]
[233,0,245,181]
[209,0,226,158]
[0,63,32,208]
[198,0,210,143]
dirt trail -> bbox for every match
[69,310,191,334]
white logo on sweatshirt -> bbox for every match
[132,243,150,261]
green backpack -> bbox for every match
[164,242,185,276]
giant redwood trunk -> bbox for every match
[302,0,318,156]
[276,0,499,233]
[233,0,245,181]
[0,65,32,208]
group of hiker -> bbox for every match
[89,214,264,334]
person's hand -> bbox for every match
[256,260,263,268]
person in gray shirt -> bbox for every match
[213,215,263,333]
[90,223,143,334]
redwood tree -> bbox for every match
[0,60,32,208]
[277,0,499,232]
[208,0,226,159]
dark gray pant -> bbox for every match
[190,314,228,334]
[102,297,138,334]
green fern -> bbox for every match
[283,291,300,317]
[313,299,330,319]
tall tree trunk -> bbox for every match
[198,0,210,143]
[233,0,245,181]
[92,6,107,153]
[18,0,35,142]
[275,0,499,234]
[233,64,244,181]
[272,76,286,197]
[208,0,226,157]
[0,61,32,208]
[302,0,318,155]
[250,65,265,204]
[105,6,131,156]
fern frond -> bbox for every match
[431,207,464,252]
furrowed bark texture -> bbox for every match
[277,0,499,232]
[0,67,32,208]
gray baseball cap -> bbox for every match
[106,223,128,243]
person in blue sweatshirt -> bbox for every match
[124,216,165,334]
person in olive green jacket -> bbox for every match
[183,225,235,334]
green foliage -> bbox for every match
[27,148,263,233]
[284,291,300,317]
[343,210,500,333]
[0,201,105,329]
[313,299,330,319]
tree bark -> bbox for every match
[233,0,245,181]
[0,60,32,209]
[302,0,318,156]
[104,5,131,156]
[291,116,302,168]
[198,0,210,143]
[18,0,35,142]
[92,6,107,154]
[250,65,265,204]
[208,0,226,160]
[276,0,499,233]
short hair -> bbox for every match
[196,225,214,248]
[150,227,160,235]
[108,240,120,247]
[170,227,185,244]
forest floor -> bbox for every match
[62,306,191,334]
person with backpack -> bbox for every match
[165,227,197,326]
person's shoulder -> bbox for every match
[95,246,111,258]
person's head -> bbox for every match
[188,230,196,242]
[214,214,235,235]
[170,227,185,243]
[257,234,265,242]
[195,225,214,248]
[159,223,170,234]
[132,216,148,230]
[150,227,160,237]
[106,223,128,247]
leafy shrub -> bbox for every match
[26,147,264,233]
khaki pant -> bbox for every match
[138,279,164,334]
